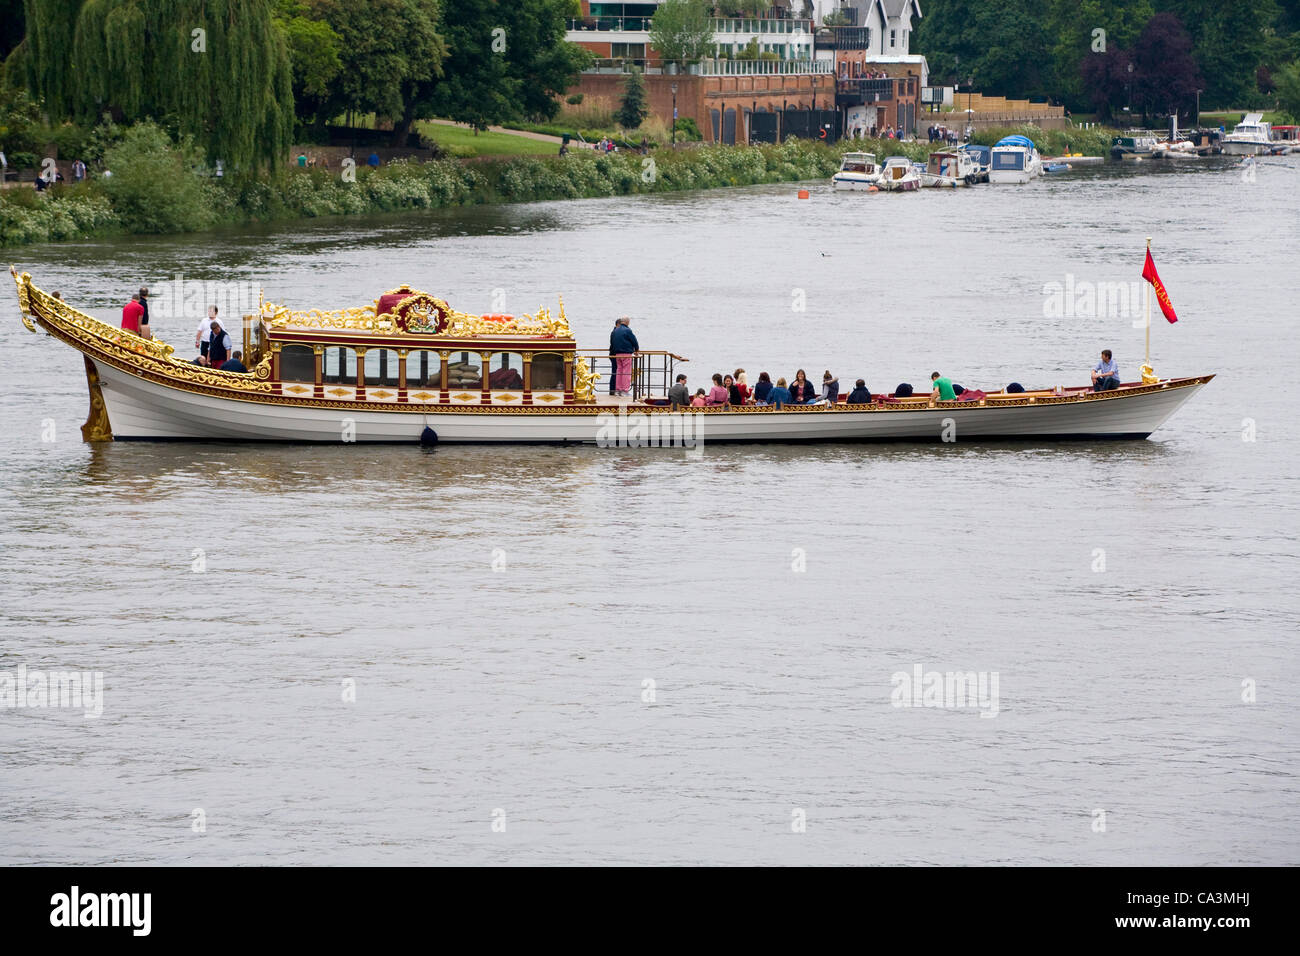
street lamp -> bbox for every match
[1126,61,1134,118]
[1195,88,1202,127]
[671,81,678,147]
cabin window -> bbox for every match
[364,348,400,387]
[279,345,315,382]
[405,349,441,387]
[489,352,525,391]
[322,346,357,384]
[531,353,564,390]
[446,351,482,390]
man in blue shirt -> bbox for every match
[1091,349,1120,391]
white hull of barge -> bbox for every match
[95,361,1210,443]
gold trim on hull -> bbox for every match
[80,357,114,442]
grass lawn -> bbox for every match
[416,122,558,157]
[1199,110,1291,126]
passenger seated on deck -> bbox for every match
[768,377,793,409]
[1091,349,1120,391]
[668,374,690,410]
[930,372,957,402]
[707,373,730,406]
[789,369,817,404]
[753,372,773,404]
[691,389,707,407]
[846,379,872,404]
[821,371,840,403]
[220,351,248,373]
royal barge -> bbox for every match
[11,269,1212,444]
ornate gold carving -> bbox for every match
[327,387,352,397]
[80,356,113,442]
[410,391,436,401]
[369,389,395,399]
[452,392,477,402]
[285,384,312,394]
[572,356,599,404]
[11,267,35,332]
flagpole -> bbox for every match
[1145,236,1152,370]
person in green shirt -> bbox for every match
[930,372,957,401]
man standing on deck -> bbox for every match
[121,293,150,339]
[930,371,956,402]
[206,320,233,368]
[610,316,639,398]
[607,318,620,395]
[1091,349,1120,391]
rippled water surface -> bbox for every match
[2,158,1297,864]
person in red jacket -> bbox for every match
[121,294,150,339]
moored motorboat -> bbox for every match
[989,135,1042,184]
[831,151,881,191]
[10,269,1213,444]
[1222,113,1273,156]
[922,149,979,187]
[960,143,991,182]
[879,155,921,191]
[1111,134,1158,159]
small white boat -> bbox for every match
[1222,114,1273,156]
[922,149,979,187]
[879,155,921,191]
[989,135,1042,184]
[960,144,991,182]
[831,152,881,191]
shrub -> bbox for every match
[101,123,216,234]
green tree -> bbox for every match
[618,66,648,129]
[1048,0,1152,110]
[311,0,446,137]
[1275,59,1300,118]
[274,0,343,128]
[420,0,591,135]
[1156,0,1275,108]
[25,0,295,173]
[650,0,714,66]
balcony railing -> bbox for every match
[836,78,896,102]
[566,17,814,35]
[830,27,872,50]
[584,57,833,76]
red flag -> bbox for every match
[1141,249,1179,323]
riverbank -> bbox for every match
[0,138,841,250]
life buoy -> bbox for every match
[819,127,828,140]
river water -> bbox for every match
[2,157,1297,865]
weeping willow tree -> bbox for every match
[24,0,293,173]
[17,0,83,114]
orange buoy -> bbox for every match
[798,189,810,199]
[867,185,879,193]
